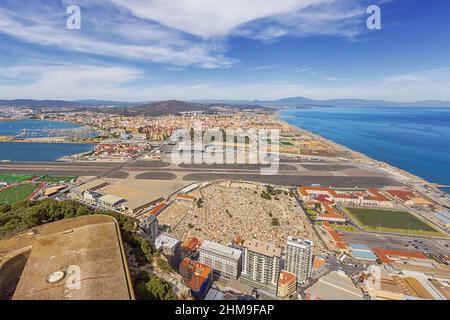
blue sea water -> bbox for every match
[0,119,84,136]
[280,107,450,189]
[0,120,94,161]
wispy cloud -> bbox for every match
[0,0,371,69]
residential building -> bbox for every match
[155,234,181,270]
[285,237,313,285]
[179,258,213,300]
[277,271,297,298]
[141,215,158,242]
[198,240,242,280]
[241,239,281,291]
[181,237,202,260]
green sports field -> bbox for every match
[0,184,39,204]
[0,174,33,185]
[343,207,442,236]
[36,175,75,183]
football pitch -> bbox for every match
[343,207,442,236]
[0,184,39,204]
[36,175,75,183]
[0,174,33,185]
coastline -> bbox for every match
[0,119,97,161]
[273,110,433,187]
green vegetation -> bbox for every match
[331,224,360,233]
[271,218,280,226]
[196,198,204,208]
[280,141,294,146]
[261,185,283,200]
[344,207,442,236]
[37,175,75,183]
[0,184,39,204]
[0,174,33,184]
[135,274,175,300]
[156,257,173,272]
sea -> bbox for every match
[0,119,94,162]
[280,107,450,193]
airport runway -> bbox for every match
[0,160,401,187]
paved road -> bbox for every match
[342,231,450,256]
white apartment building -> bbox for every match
[241,239,281,288]
[285,236,313,285]
[198,240,242,279]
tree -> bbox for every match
[156,257,172,272]
[271,218,280,226]
[196,198,204,208]
[145,276,175,300]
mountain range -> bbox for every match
[1,97,450,109]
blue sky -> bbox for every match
[0,0,449,101]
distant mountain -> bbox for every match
[74,99,148,107]
[193,97,450,108]
[122,100,273,116]
[0,99,87,108]
[1,97,450,110]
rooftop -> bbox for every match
[155,234,180,250]
[71,179,107,194]
[373,248,428,264]
[180,258,212,291]
[279,271,296,285]
[199,240,242,261]
[305,271,363,300]
[244,239,281,258]
[0,215,134,300]
[98,194,125,205]
[286,236,313,249]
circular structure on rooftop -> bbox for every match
[46,271,66,283]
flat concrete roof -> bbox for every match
[305,271,363,300]
[199,240,242,261]
[0,215,134,300]
[286,236,313,250]
[155,234,180,250]
[71,179,107,193]
[244,239,281,258]
[98,194,125,205]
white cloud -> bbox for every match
[109,0,312,38]
[0,0,370,70]
[0,64,144,99]
[2,64,450,102]
[0,4,234,68]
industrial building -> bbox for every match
[304,271,363,300]
[69,179,108,199]
[350,244,377,261]
[98,194,125,210]
[198,240,242,280]
[285,237,313,285]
